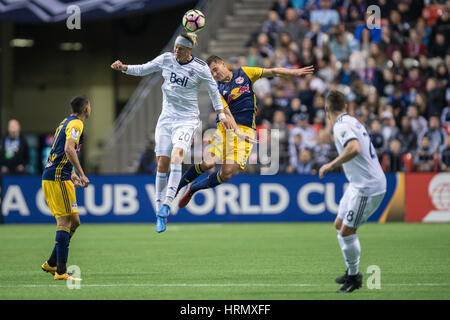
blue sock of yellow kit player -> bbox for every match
[55,227,71,275]
[190,171,223,193]
[177,163,205,194]
[48,228,76,267]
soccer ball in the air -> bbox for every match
[182,9,205,33]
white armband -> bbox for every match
[218,113,226,121]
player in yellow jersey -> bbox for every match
[41,95,91,281]
[177,55,314,207]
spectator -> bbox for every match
[137,145,157,174]
[329,32,352,62]
[407,104,428,134]
[383,139,404,172]
[256,33,274,58]
[313,129,332,168]
[418,54,435,79]
[354,12,382,44]
[290,113,317,149]
[402,67,426,96]
[404,29,427,58]
[418,115,447,153]
[381,110,399,151]
[395,116,417,154]
[262,11,284,46]
[369,119,385,158]
[286,97,308,124]
[258,96,278,125]
[296,148,317,174]
[336,59,359,86]
[287,132,304,171]
[271,0,292,20]
[426,78,446,117]
[280,8,308,44]
[310,0,340,33]
[429,32,448,58]
[415,135,435,172]
[440,135,450,172]
[0,119,29,175]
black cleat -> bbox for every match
[336,273,363,293]
[335,269,349,284]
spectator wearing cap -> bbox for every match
[369,119,385,159]
[395,116,417,154]
[0,119,30,175]
[381,110,399,151]
[290,113,317,149]
[417,115,448,154]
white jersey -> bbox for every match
[124,52,223,120]
[333,113,386,196]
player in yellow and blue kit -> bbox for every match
[177,55,314,207]
[40,95,91,281]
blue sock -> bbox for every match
[190,171,223,194]
[177,164,205,193]
[55,228,71,274]
[48,228,75,267]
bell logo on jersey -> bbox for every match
[170,72,189,87]
[227,84,250,104]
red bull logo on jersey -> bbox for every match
[227,84,250,104]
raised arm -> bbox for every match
[111,53,166,76]
[261,65,314,78]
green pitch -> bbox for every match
[1,222,449,300]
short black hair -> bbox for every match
[70,95,89,114]
[326,90,346,113]
[206,55,224,66]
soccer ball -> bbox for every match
[182,9,205,33]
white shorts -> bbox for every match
[337,185,385,229]
[154,117,200,157]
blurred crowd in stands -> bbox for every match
[196,0,450,175]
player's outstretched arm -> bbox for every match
[111,54,164,76]
[65,140,89,188]
[261,65,314,79]
[319,139,361,179]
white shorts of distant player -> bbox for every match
[154,117,200,157]
[338,184,385,229]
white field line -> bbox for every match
[0,283,450,289]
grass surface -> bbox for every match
[0,222,449,300]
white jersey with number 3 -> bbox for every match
[333,113,386,196]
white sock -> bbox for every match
[342,234,361,276]
[155,172,168,211]
[164,164,182,206]
[337,231,349,269]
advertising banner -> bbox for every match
[405,173,450,222]
[2,173,402,224]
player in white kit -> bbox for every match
[111,33,232,233]
[319,91,386,293]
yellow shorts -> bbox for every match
[42,180,78,218]
[207,123,255,170]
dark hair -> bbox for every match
[326,90,346,113]
[70,95,89,114]
[206,55,224,66]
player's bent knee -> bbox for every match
[340,225,356,237]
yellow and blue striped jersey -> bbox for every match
[42,115,84,181]
[217,66,263,129]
